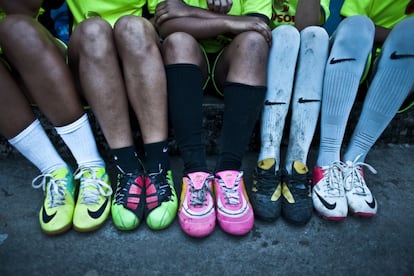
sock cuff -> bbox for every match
[55,113,88,135]
[165,63,201,72]
[223,81,267,91]
[8,119,41,145]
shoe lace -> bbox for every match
[32,173,67,208]
[286,170,311,195]
[114,169,134,205]
[188,175,214,207]
[254,169,279,193]
[148,168,172,202]
[321,161,346,197]
[74,167,112,205]
[343,155,377,195]
[218,171,243,205]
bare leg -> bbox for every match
[0,15,84,127]
[114,16,168,144]
[68,18,133,149]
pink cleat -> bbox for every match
[213,170,254,236]
[178,172,216,238]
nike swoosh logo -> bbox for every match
[162,147,168,153]
[365,197,376,209]
[315,192,337,210]
[298,97,320,103]
[42,203,57,224]
[330,57,356,64]
[87,198,109,219]
[264,100,286,105]
[390,51,414,60]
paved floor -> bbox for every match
[1,144,413,276]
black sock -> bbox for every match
[143,140,170,173]
[216,82,266,172]
[166,64,207,174]
[111,146,142,173]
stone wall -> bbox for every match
[1,95,413,160]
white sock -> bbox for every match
[258,25,300,171]
[317,16,375,167]
[285,26,328,173]
[344,18,414,163]
[55,113,105,168]
[9,119,67,174]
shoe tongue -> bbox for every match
[258,158,275,170]
[293,161,308,175]
[188,172,209,189]
[217,171,239,188]
[51,167,69,179]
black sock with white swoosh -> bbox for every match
[143,140,170,174]
[111,146,142,174]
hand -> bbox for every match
[207,0,232,14]
[155,0,193,26]
[227,16,272,45]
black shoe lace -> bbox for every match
[114,168,142,205]
[148,170,172,202]
[285,170,311,196]
[253,168,279,194]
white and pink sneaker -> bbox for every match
[343,157,378,217]
[213,170,254,236]
[178,172,216,238]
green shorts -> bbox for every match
[200,44,225,96]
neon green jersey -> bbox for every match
[147,0,160,15]
[271,0,330,29]
[66,0,147,28]
[341,0,414,28]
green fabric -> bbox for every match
[271,0,331,29]
[341,0,414,28]
[66,0,146,28]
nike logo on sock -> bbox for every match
[390,51,414,60]
[264,100,286,105]
[298,97,320,103]
[42,204,57,223]
[330,57,356,64]
[315,192,337,210]
[87,198,109,219]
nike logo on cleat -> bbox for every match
[365,198,376,209]
[42,204,57,223]
[390,51,414,60]
[330,57,356,64]
[264,100,286,105]
[298,97,320,103]
[315,192,337,210]
[87,198,109,219]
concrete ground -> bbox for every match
[1,144,413,276]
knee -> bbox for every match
[161,32,201,64]
[334,15,375,54]
[386,17,414,49]
[300,26,329,42]
[0,15,44,49]
[272,25,300,48]
[73,18,113,57]
[235,31,269,58]
[114,15,157,55]
[273,25,299,38]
